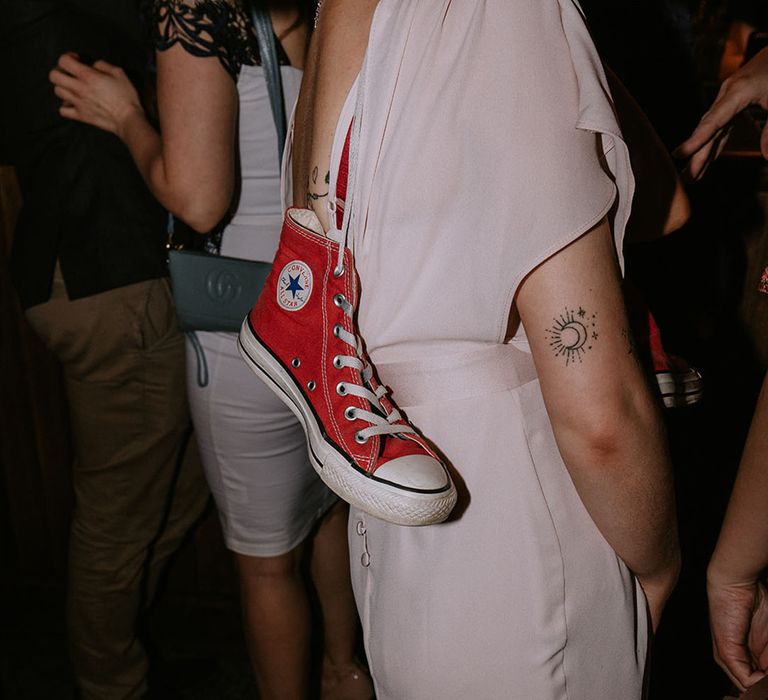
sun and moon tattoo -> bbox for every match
[546,307,642,367]
[546,306,598,366]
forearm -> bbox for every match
[554,384,679,585]
[292,0,377,228]
[117,107,228,233]
[518,221,680,603]
[709,372,768,585]
[117,109,169,205]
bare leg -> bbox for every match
[237,548,311,700]
[311,502,374,698]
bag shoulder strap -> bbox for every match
[251,4,288,159]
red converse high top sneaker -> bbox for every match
[238,208,457,526]
[648,312,702,408]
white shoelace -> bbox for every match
[324,55,412,445]
[329,52,367,277]
[332,293,415,444]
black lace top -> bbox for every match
[148,0,290,81]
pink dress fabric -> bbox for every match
[322,1,647,697]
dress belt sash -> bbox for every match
[374,343,538,408]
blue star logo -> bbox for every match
[286,274,304,299]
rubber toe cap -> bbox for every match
[374,454,451,492]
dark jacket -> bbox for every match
[0,0,167,309]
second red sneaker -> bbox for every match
[648,312,703,408]
[238,208,457,526]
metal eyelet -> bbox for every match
[344,406,357,420]
[332,324,342,338]
[333,293,347,308]
[333,355,343,369]
[291,357,301,368]
[354,431,369,445]
[336,382,347,396]
[307,380,316,392]
[333,264,344,278]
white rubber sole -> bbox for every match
[238,319,457,526]
[656,368,703,409]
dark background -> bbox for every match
[3,0,768,697]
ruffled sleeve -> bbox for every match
[148,0,258,80]
[345,0,635,347]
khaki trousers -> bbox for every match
[26,268,210,700]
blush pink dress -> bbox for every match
[318,0,647,697]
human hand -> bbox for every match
[708,572,768,692]
[675,46,768,180]
[49,52,144,139]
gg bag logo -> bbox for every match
[206,269,242,303]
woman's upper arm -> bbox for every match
[156,46,237,202]
[517,219,679,597]
[515,218,651,438]
[153,1,239,226]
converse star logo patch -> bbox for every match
[277,260,313,311]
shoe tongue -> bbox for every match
[378,431,421,462]
[378,394,395,416]
[364,394,388,422]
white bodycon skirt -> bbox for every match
[186,330,336,556]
